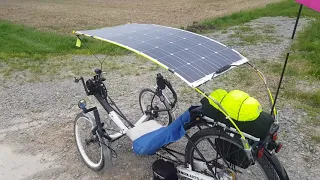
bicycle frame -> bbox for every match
[80,85,173,142]
[77,74,286,180]
[81,95,147,141]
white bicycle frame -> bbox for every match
[82,88,173,141]
[82,110,148,140]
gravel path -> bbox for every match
[1,17,319,180]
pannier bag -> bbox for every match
[215,138,252,169]
[152,159,178,180]
[201,89,274,139]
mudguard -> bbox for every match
[264,151,289,180]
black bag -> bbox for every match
[215,138,251,168]
[152,159,178,180]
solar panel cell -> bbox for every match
[158,55,184,69]
[191,59,218,75]
[158,43,184,54]
[175,65,205,82]
[144,48,168,60]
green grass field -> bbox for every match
[0,20,127,60]
[0,20,128,78]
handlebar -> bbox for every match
[75,71,177,112]
[75,77,90,96]
[75,68,106,97]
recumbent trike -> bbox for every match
[73,24,288,180]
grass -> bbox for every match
[292,20,320,78]
[0,20,128,60]
[238,25,253,32]
[284,89,320,108]
[227,24,280,45]
[0,20,130,77]
[0,54,162,83]
[268,60,306,77]
[262,24,276,34]
[229,33,280,45]
[311,134,320,143]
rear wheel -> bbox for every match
[139,88,175,126]
[74,113,109,171]
[185,128,279,180]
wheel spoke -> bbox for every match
[139,89,172,126]
[75,116,104,170]
[187,129,274,180]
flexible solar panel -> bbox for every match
[75,24,248,87]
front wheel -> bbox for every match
[185,128,279,180]
[139,88,175,126]
[74,113,111,171]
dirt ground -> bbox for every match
[0,0,280,33]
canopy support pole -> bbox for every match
[271,4,303,115]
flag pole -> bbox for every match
[271,4,304,115]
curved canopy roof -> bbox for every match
[75,24,248,87]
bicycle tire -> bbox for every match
[139,88,174,126]
[185,127,279,180]
[74,113,110,171]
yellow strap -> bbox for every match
[256,69,277,116]
[246,62,277,117]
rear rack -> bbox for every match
[202,116,260,142]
